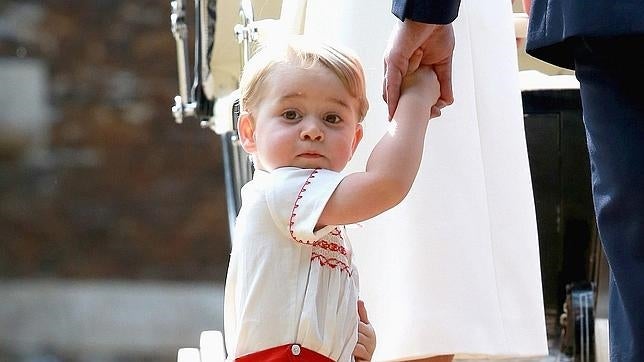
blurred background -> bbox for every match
[0,0,584,361]
[0,1,230,360]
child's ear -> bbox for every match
[237,112,257,153]
[350,123,364,155]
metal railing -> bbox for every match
[170,0,254,238]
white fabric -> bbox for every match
[224,167,359,361]
[303,0,549,360]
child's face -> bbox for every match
[239,62,363,172]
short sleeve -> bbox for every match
[266,167,345,243]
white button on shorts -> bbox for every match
[291,344,301,356]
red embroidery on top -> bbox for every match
[311,253,353,276]
[312,237,347,256]
[288,169,352,276]
[289,169,318,246]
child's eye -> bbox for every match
[324,114,342,124]
[282,110,300,120]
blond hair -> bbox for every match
[239,36,369,122]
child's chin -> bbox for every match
[294,161,325,170]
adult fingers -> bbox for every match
[408,49,423,73]
[383,39,409,120]
[433,57,454,107]
[382,59,388,103]
[384,67,403,121]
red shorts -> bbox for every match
[235,344,334,362]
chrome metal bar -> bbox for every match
[220,0,257,239]
[221,131,241,232]
[234,0,257,72]
[188,0,215,122]
[171,0,216,124]
[171,0,191,106]
[198,0,211,84]
[191,0,203,97]
[170,0,255,241]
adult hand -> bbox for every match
[383,20,455,119]
[353,300,376,361]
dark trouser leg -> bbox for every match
[574,36,644,362]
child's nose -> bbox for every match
[300,119,324,141]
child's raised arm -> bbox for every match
[318,63,440,227]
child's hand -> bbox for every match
[353,300,376,361]
[400,50,441,118]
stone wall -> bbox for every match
[0,0,232,281]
